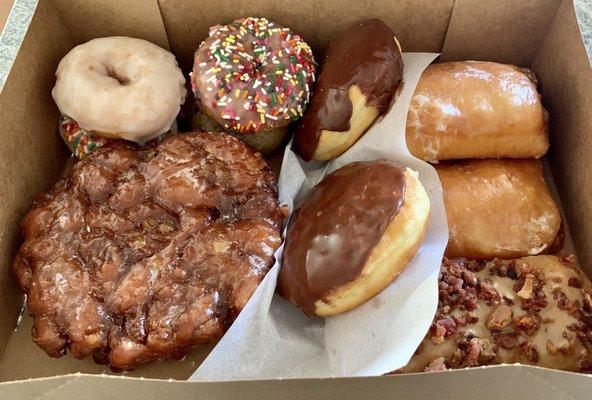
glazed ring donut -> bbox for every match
[52,36,186,153]
[278,160,430,316]
[191,17,316,138]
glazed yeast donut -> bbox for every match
[278,160,429,316]
[437,159,561,260]
[191,17,316,141]
[294,19,403,161]
[52,36,186,156]
[406,61,549,162]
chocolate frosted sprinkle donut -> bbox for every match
[191,17,316,134]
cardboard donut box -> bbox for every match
[1,0,591,398]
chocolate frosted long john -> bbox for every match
[294,19,404,161]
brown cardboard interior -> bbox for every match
[49,0,170,50]
[532,0,592,276]
[1,0,592,396]
[440,0,565,64]
[0,0,71,365]
[158,0,456,71]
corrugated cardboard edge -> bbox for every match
[0,365,591,400]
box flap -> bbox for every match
[49,0,170,50]
[157,0,455,71]
[1,366,591,400]
[0,0,72,358]
[0,376,76,400]
[441,0,564,65]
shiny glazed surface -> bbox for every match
[12,132,284,369]
[406,61,549,162]
[437,159,561,260]
[52,36,186,143]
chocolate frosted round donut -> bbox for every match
[191,17,316,135]
[52,36,186,152]
[12,132,285,369]
[294,19,404,161]
[278,160,430,316]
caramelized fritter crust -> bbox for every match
[12,132,284,369]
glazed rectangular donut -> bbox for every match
[437,159,562,260]
[406,61,549,162]
[402,256,592,373]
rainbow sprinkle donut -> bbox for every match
[59,114,110,158]
[191,17,317,135]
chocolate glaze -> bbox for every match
[294,19,404,161]
[278,160,406,315]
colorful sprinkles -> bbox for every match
[59,114,109,158]
[191,17,317,134]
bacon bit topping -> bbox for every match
[519,340,540,363]
[431,324,446,345]
[411,258,592,373]
[479,279,500,306]
[425,357,447,372]
[517,274,535,299]
[583,290,592,311]
[466,338,482,366]
[560,254,576,266]
[493,332,518,349]
[486,304,513,330]
[515,314,541,336]
[568,276,584,288]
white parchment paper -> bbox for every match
[190,53,448,380]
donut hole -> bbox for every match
[105,66,131,86]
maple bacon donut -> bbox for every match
[191,17,316,152]
[402,256,592,373]
[52,36,186,157]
